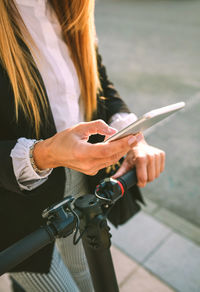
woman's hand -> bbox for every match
[112,137,165,187]
[33,120,143,176]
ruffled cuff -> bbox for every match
[109,112,138,131]
[10,138,52,191]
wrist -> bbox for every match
[33,138,57,170]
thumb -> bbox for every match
[77,120,117,138]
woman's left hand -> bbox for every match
[112,136,165,187]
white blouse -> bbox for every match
[11,0,137,190]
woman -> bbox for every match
[0,0,165,291]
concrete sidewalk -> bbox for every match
[0,241,176,292]
[2,202,199,292]
[95,0,200,291]
[111,243,175,292]
[95,0,200,227]
[0,245,175,292]
[1,0,200,291]
[110,200,200,292]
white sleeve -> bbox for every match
[10,138,52,191]
[109,112,138,131]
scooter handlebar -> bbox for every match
[117,167,137,193]
[0,226,55,276]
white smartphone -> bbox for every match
[105,102,185,142]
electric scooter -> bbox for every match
[0,169,138,292]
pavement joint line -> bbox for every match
[149,205,161,216]
[153,210,200,246]
[113,244,176,292]
[112,243,175,291]
[111,225,173,268]
[119,265,141,289]
[96,0,200,290]
[121,228,179,292]
[141,230,173,265]
[113,208,200,290]
[144,197,200,230]
[142,197,200,246]
[141,265,178,292]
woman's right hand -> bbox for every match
[33,120,143,176]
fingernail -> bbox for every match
[107,127,117,134]
[136,133,143,142]
[128,136,136,145]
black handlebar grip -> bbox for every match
[117,168,137,193]
[0,226,55,275]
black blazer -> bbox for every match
[0,51,143,273]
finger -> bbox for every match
[155,153,161,178]
[83,135,134,159]
[127,132,144,147]
[160,151,165,173]
[79,149,126,175]
[76,120,117,138]
[135,155,148,187]
[112,160,131,179]
[96,151,127,172]
[92,132,143,159]
[147,154,156,182]
[78,131,142,163]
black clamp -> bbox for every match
[42,196,76,238]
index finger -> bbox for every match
[83,134,137,159]
[75,120,117,138]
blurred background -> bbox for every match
[1,0,200,291]
[95,0,200,291]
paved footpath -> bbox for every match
[95,0,200,228]
[1,0,200,291]
[95,1,200,290]
[0,240,177,292]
